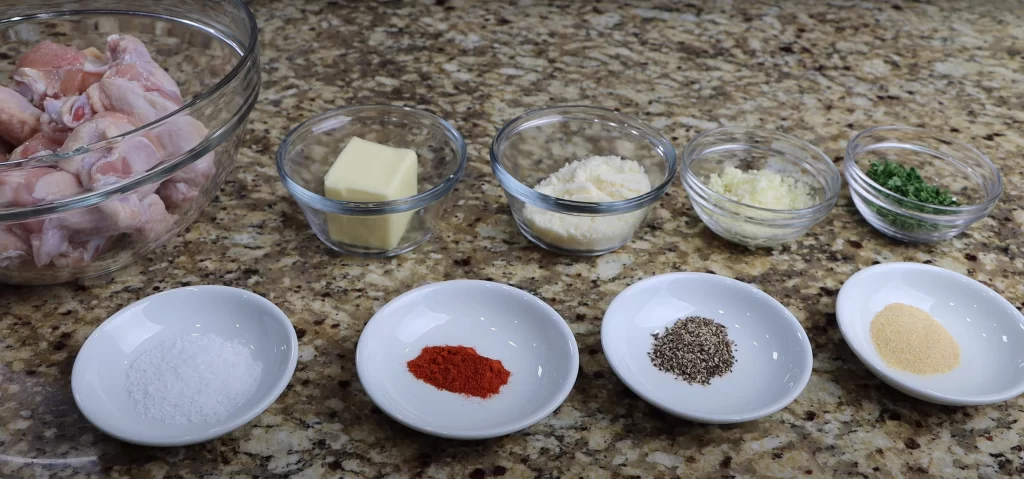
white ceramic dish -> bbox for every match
[601,272,813,424]
[72,286,299,447]
[356,280,579,439]
[836,262,1024,406]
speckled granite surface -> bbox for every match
[3,0,1024,477]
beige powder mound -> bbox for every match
[870,303,961,375]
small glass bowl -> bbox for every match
[489,106,678,256]
[276,105,467,256]
[844,126,1002,243]
[681,127,841,247]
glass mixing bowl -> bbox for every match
[681,127,841,247]
[489,106,677,256]
[276,105,467,257]
[0,0,260,284]
[845,126,1002,243]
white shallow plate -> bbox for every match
[356,280,579,439]
[72,286,299,446]
[837,262,1024,406]
[602,273,813,424]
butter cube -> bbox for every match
[324,137,418,250]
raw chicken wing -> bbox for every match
[0,169,52,207]
[0,221,111,270]
[0,167,83,207]
[0,226,31,267]
[85,77,181,125]
[44,35,182,130]
[0,86,43,145]
[58,112,162,189]
[157,154,215,211]
[106,34,154,64]
[106,34,183,102]
[51,238,108,269]
[9,131,69,161]
[1,34,204,272]
[31,190,174,267]
[13,42,108,107]
[104,59,183,105]
[43,94,93,131]
[149,116,216,211]
[45,62,183,130]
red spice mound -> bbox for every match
[407,345,511,398]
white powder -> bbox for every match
[125,334,262,424]
[521,155,652,251]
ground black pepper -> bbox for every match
[649,316,736,385]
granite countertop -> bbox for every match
[3,0,1024,477]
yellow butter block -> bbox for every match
[324,137,418,250]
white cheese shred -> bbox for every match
[522,155,652,251]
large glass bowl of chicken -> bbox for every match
[0,0,260,285]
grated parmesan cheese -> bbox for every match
[521,155,652,251]
[707,167,817,210]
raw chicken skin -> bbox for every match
[85,78,181,125]
[45,62,183,130]
[32,170,84,203]
[106,35,154,64]
[0,168,84,207]
[31,190,175,267]
[149,117,216,211]
[104,60,183,105]
[0,168,53,206]
[9,131,69,161]
[31,206,114,266]
[13,42,108,107]
[45,35,182,130]
[148,116,208,157]
[51,238,108,269]
[0,225,30,267]
[0,86,43,145]
[58,112,162,189]
[135,193,176,243]
[157,153,215,210]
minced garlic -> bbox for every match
[707,167,817,210]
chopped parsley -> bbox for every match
[863,160,959,233]
[865,161,958,206]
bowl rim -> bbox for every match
[600,272,814,424]
[843,125,1003,215]
[835,262,1024,406]
[0,1,260,222]
[275,104,468,216]
[354,279,580,439]
[489,105,678,216]
[70,285,299,447]
[681,126,842,216]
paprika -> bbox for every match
[407,345,511,398]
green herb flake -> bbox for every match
[865,161,958,207]
[861,160,961,233]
